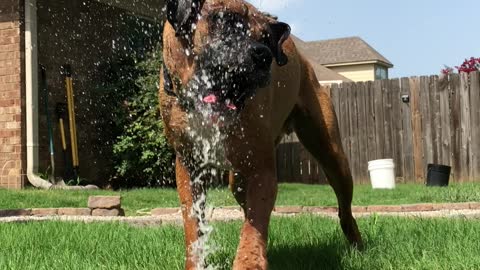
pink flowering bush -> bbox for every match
[456,57,480,73]
[441,57,479,76]
[441,66,454,76]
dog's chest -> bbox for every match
[184,113,235,171]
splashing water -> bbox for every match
[178,11,262,269]
[185,89,235,270]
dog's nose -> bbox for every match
[251,43,273,68]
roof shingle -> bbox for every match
[294,36,393,67]
[309,62,352,82]
[291,36,351,82]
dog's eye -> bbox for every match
[209,12,247,35]
[260,32,271,45]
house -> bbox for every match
[291,36,350,85]
[293,36,394,82]
[0,0,165,189]
[310,62,353,85]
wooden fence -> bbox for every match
[276,135,328,184]
[276,71,480,184]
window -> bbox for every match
[375,66,388,80]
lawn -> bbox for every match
[1,183,480,215]
[1,215,479,269]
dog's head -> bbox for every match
[164,0,291,112]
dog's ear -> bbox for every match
[166,0,204,37]
[269,22,291,66]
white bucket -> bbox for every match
[368,159,396,189]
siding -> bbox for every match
[329,64,375,82]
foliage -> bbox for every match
[87,14,175,188]
[442,57,480,75]
[440,65,454,76]
[456,57,480,73]
[87,16,173,188]
[110,50,176,188]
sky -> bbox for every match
[248,0,480,78]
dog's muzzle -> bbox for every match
[250,42,273,70]
[162,24,276,115]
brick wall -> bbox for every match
[0,0,25,189]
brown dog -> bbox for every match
[159,0,363,269]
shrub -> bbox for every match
[111,50,176,188]
[456,57,480,73]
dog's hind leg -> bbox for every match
[229,171,247,211]
[290,60,363,248]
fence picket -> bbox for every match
[339,83,349,161]
[470,72,480,181]
[382,79,393,159]
[438,76,452,170]
[401,78,414,182]
[450,74,462,182]
[459,72,471,182]
[410,77,424,182]
[429,76,441,164]
[356,82,369,183]
[374,80,385,158]
[331,84,340,120]
[365,81,377,163]
[390,79,404,180]
[349,83,360,182]
[421,76,434,174]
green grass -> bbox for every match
[277,182,480,206]
[1,216,480,269]
[1,183,480,215]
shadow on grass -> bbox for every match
[268,242,346,270]
[209,242,347,270]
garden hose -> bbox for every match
[40,65,55,183]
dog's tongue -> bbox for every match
[203,94,217,104]
[226,102,237,110]
[202,94,237,111]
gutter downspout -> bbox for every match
[25,0,97,190]
[25,0,52,189]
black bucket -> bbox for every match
[426,164,451,187]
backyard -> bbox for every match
[1,183,480,215]
[1,215,480,269]
[2,1,480,269]
[2,182,480,269]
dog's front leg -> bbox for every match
[175,156,206,270]
[232,154,277,270]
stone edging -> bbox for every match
[0,196,125,218]
[1,202,480,218]
[275,202,480,214]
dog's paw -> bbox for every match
[233,251,268,270]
